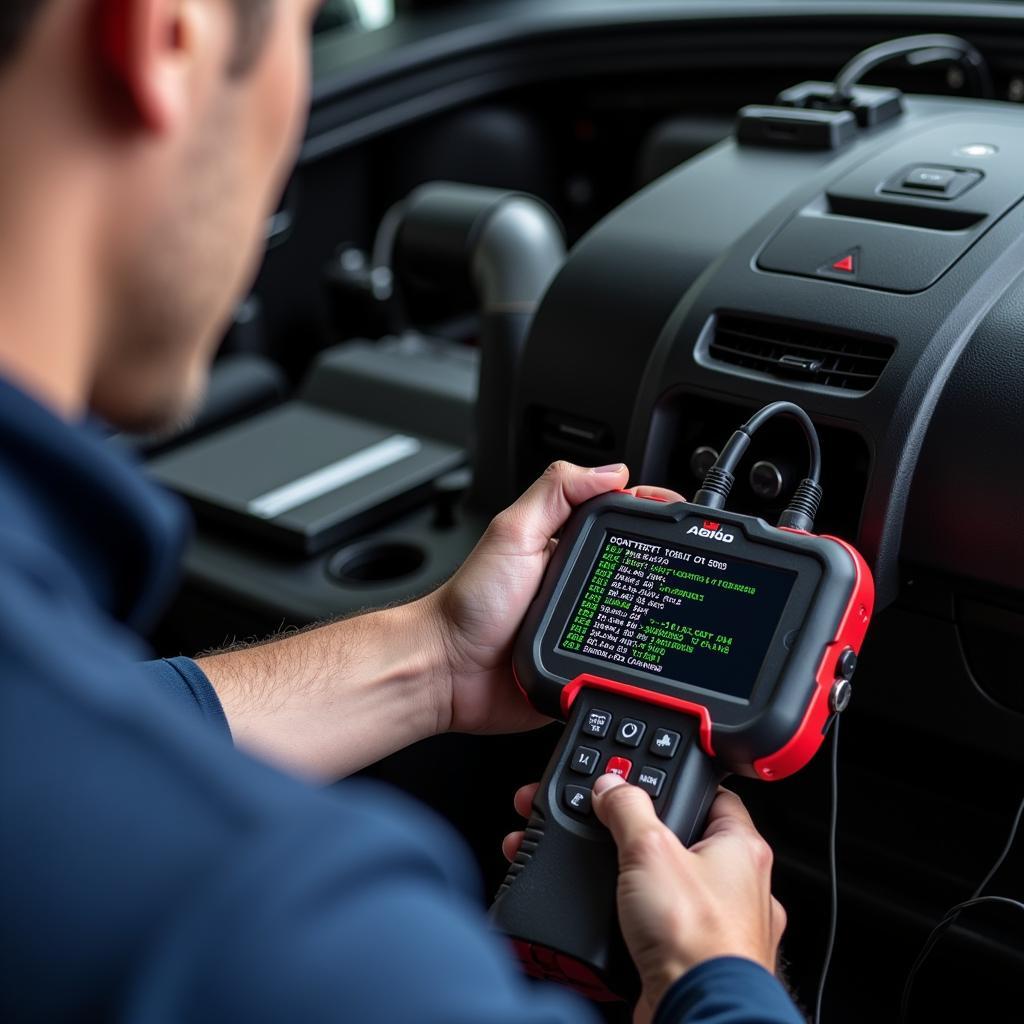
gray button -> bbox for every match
[902,167,956,192]
[570,746,600,776]
[636,766,666,798]
[615,718,646,748]
[830,678,853,714]
[582,709,612,738]
[563,785,592,815]
[650,728,681,759]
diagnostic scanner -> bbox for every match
[490,403,874,1001]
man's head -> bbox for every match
[0,1,320,432]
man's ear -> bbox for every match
[97,0,204,133]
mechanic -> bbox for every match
[0,3,804,1023]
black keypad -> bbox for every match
[582,709,612,738]
[635,766,666,798]
[570,745,600,776]
[563,785,592,815]
[559,701,688,824]
[615,718,646,748]
[650,728,680,759]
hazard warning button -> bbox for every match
[757,213,963,293]
[819,248,860,278]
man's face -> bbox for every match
[90,0,320,433]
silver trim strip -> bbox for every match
[247,434,422,520]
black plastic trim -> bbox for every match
[307,3,1024,164]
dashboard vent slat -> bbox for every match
[708,313,895,392]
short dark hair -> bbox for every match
[0,1,273,75]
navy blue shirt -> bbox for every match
[0,377,804,1023]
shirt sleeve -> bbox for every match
[121,784,600,1024]
[139,657,232,739]
[5,595,598,1024]
[653,958,806,1024]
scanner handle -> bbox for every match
[490,688,723,1001]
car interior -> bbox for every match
[137,1,1023,1020]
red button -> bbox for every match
[831,254,855,273]
[605,757,633,780]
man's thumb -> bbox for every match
[592,774,662,853]
[502,461,629,549]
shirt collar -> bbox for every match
[0,376,189,633]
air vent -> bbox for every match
[707,313,895,392]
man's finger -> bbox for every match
[690,789,759,849]
[513,783,540,819]
[626,485,687,504]
[493,461,629,552]
[592,775,664,856]
[502,830,525,862]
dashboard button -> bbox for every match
[605,756,633,780]
[903,167,956,191]
[817,248,860,279]
[757,211,973,292]
[879,166,982,202]
[750,460,785,499]
[689,446,719,480]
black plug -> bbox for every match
[693,430,751,510]
[778,478,824,532]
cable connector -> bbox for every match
[693,466,735,511]
[691,402,823,530]
[693,429,751,510]
[778,478,824,532]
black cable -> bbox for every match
[969,793,1024,901]
[832,34,993,103]
[899,897,1024,1021]
[740,402,821,483]
[899,793,1024,1021]
[693,402,823,528]
[814,716,840,1024]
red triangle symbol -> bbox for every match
[832,254,855,273]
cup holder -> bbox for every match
[327,540,427,585]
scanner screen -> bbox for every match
[559,530,797,700]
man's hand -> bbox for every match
[503,779,787,1024]
[593,775,787,1021]
[427,462,684,735]
[200,462,681,780]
